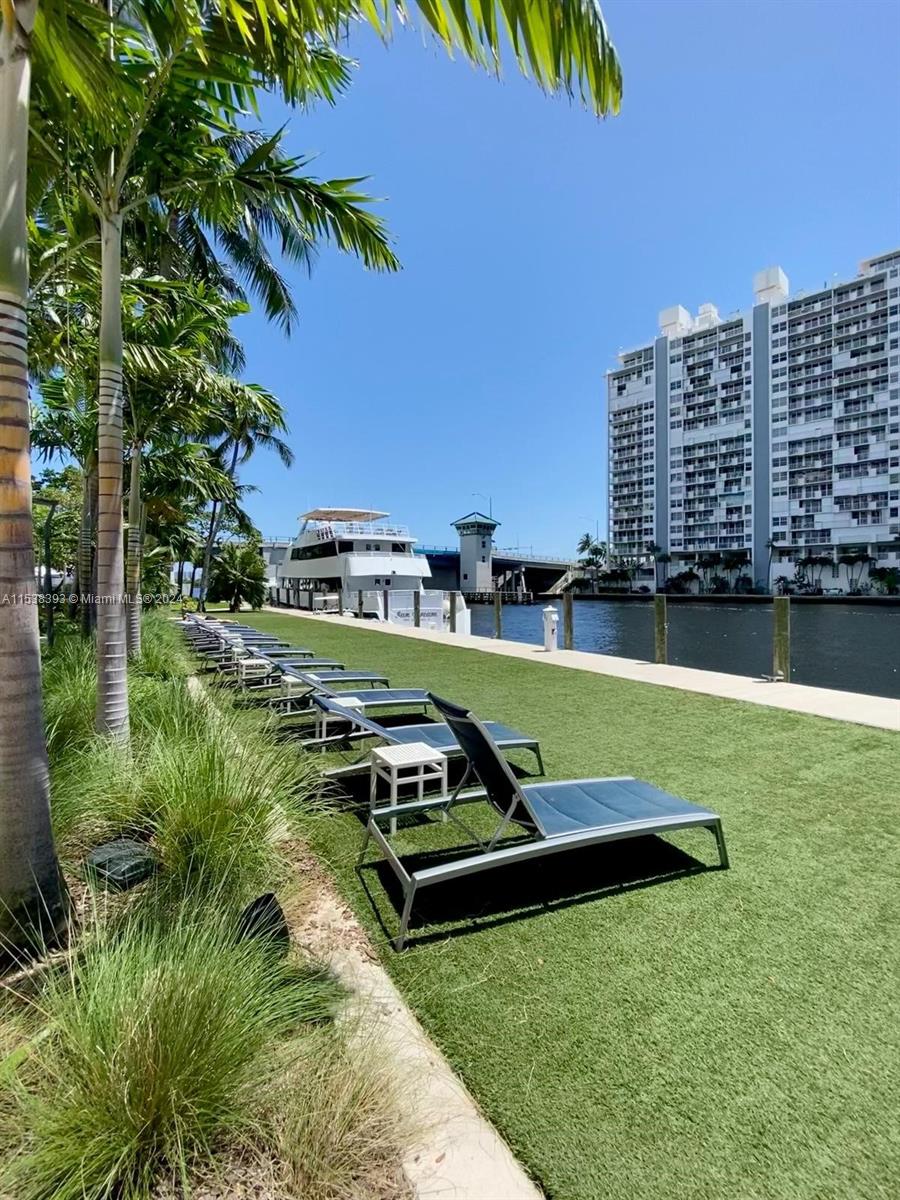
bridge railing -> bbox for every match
[415,545,574,566]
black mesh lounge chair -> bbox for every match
[267,658,348,673]
[312,695,543,777]
[358,693,729,950]
[280,687,431,723]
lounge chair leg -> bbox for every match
[713,821,729,869]
[357,821,373,869]
[394,882,417,952]
[534,746,545,775]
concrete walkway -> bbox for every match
[263,607,900,732]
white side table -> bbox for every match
[315,696,365,742]
[280,673,308,713]
[370,742,448,835]
[236,656,275,686]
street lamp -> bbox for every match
[578,515,601,542]
[472,491,493,518]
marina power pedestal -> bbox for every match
[543,605,559,652]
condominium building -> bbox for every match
[607,250,900,586]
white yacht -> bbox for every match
[271,508,468,633]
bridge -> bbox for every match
[415,545,575,596]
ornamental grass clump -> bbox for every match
[265,1026,417,1200]
[42,635,98,760]
[130,610,193,681]
[3,905,342,1200]
[138,708,327,906]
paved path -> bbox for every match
[263,608,900,732]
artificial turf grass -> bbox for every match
[237,611,900,1200]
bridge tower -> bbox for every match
[452,511,499,593]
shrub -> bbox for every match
[140,711,327,906]
[266,1026,416,1200]
[42,636,98,760]
[131,612,192,681]
[3,906,342,1200]
[50,738,137,853]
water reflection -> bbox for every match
[468,601,900,699]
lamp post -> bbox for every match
[472,491,493,519]
[33,496,58,648]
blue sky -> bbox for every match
[237,0,900,555]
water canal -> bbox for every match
[468,600,900,699]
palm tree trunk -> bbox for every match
[198,441,239,610]
[176,556,185,596]
[189,561,199,598]
[78,452,96,637]
[95,210,129,737]
[197,500,218,612]
[89,464,99,631]
[125,444,142,658]
[0,1,66,954]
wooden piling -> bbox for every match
[773,596,790,680]
[449,591,457,633]
[382,589,389,623]
[654,594,668,664]
[413,591,421,628]
[357,590,364,620]
[493,591,502,638]
[563,591,574,650]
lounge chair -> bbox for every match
[310,695,543,778]
[359,693,729,949]
[277,686,433,723]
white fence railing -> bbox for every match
[343,588,470,635]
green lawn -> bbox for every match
[244,611,899,1200]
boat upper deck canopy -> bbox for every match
[299,508,388,523]
[297,507,415,542]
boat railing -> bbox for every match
[311,521,410,540]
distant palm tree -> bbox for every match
[722,550,749,592]
[576,532,607,592]
[207,541,268,612]
[839,551,874,592]
[197,391,294,610]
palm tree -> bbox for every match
[0,0,98,951]
[722,550,748,592]
[1,0,621,953]
[166,525,204,596]
[196,388,293,610]
[207,540,268,612]
[30,371,99,634]
[121,281,252,655]
[576,531,595,557]
[31,46,397,735]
